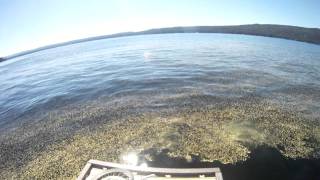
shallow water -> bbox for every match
[1,33,320,179]
[1,33,320,126]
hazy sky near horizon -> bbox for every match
[1,0,319,57]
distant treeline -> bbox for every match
[142,24,320,44]
[2,24,320,61]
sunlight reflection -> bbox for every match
[143,51,152,60]
[122,152,138,166]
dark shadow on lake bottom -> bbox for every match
[142,146,320,180]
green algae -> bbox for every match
[1,99,320,179]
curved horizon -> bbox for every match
[1,0,320,58]
[2,23,320,60]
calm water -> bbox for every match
[1,33,320,126]
[1,33,320,179]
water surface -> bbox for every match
[1,33,320,179]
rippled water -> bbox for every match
[1,33,320,126]
[1,33,320,179]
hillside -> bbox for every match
[141,24,320,44]
[3,24,320,60]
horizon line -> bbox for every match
[2,23,320,60]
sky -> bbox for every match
[0,0,319,57]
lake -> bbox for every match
[1,33,320,179]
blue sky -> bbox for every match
[1,0,319,57]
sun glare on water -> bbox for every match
[122,152,139,166]
[143,51,152,61]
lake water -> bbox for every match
[1,33,320,179]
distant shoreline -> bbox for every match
[2,24,320,61]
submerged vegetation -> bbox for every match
[1,96,319,179]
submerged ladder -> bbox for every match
[77,159,223,180]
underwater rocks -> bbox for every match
[1,98,319,179]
